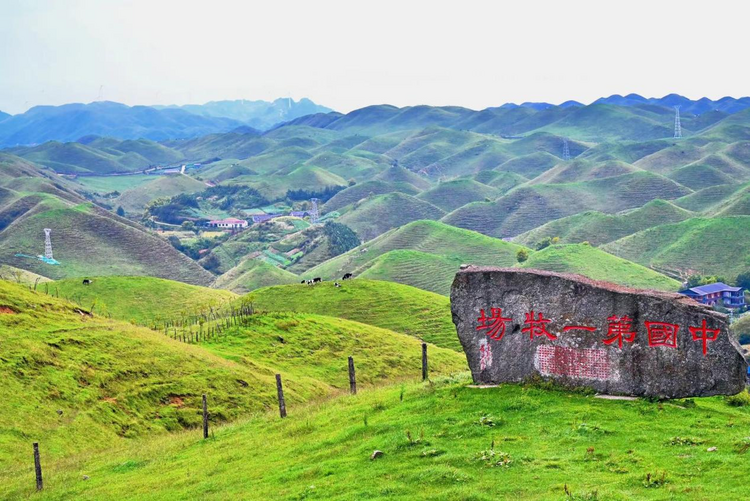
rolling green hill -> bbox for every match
[337,193,446,241]
[214,259,299,294]
[248,279,457,350]
[357,249,466,296]
[323,180,420,212]
[514,199,694,246]
[114,174,207,214]
[673,183,744,212]
[0,280,464,469]
[518,243,681,290]
[416,179,499,212]
[306,220,525,287]
[706,183,750,216]
[443,171,691,238]
[52,276,237,324]
[4,374,748,500]
[602,216,750,278]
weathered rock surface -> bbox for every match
[451,267,748,398]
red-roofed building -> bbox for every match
[208,218,248,229]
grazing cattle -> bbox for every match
[300,280,306,284]
[342,273,353,280]
[334,282,341,288]
[306,280,313,286]
[312,277,322,283]
[82,279,92,285]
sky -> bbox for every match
[1,0,748,115]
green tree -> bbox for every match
[535,236,559,250]
[323,221,361,256]
[516,249,529,263]
[736,271,750,290]
[181,220,196,232]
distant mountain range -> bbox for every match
[500,94,750,115]
[1,94,749,148]
[155,98,333,131]
[0,98,331,147]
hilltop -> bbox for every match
[248,279,458,350]
[214,259,299,294]
[306,220,525,292]
[52,276,237,324]
[517,243,681,291]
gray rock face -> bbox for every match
[451,267,748,398]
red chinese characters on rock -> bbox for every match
[476,308,512,341]
[689,319,720,356]
[476,307,722,356]
[645,321,679,349]
[603,315,637,349]
[523,310,556,340]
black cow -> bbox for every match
[300,280,306,284]
[82,279,92,285]
[342,273,353,280]
[312,277,322,283]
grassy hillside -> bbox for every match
[443,172,691,238]
[416,179,499,212]
[0,280,464,469]
[4,375,748,500]
[248,279,457,350]
[323,180,420,212]
[114,174,207,214]
[0,198,214,285]
[337,193,446,241]
[518,243,681,290]
[214,259,299,294]
[358,249,465,296]
[514,199,694,247]
[307,220,525,285]
[602,216,750,278]
[52,276,237,324]
[673,184,743,212]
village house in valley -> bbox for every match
[679,282,746,309]
[207,218,248,229]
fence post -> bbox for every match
[348,356,357,395]
[275,374,287,418]
[202,394,209,439]
[33,442,43,491]
[422,343,428,381]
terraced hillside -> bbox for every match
[416,179,500,211]
[443,172,691,238]
[337,193,446,241]
[517,243,681,291]
[248,279,457,350]
[357,249,467,296]
[52,276,237,324]
[514,199,694,246]
[0,280,464,468]
[602,216,750,278]
[114,174,208,214]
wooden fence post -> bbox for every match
[33,442,43,491]
[348,356,357,395]
[202,394,209,439]
[422,343,428,381]
[275,374,287,418]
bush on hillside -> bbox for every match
[324,221,361,256]
[736,271,750,290]
[516,249,529,263]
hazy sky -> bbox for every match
[1,0,747,115]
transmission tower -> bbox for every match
[43,228,53,260]
[309,198,320,224]
[562,139,571,161]
[673,105,682,139]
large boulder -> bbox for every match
[451,266,748,398]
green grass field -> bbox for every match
[51,276,237,324]
[3,375,748,500]
[248,279,458,350]
[75,175,156,194]
[0,280,464,472]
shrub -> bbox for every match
[726,390,750,407]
